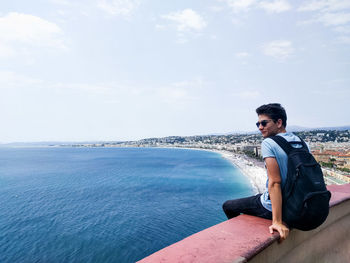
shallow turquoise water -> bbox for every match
[0,147,253,262]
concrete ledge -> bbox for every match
[137,184,350,263]
[249,191,350,263]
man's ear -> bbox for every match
[277,119,283,128]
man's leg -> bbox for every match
[222,194,272,220]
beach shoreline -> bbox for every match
[211,149,266,194]
[158,146,267,194]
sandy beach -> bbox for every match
[213,150,267,194]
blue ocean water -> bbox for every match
[0,147,253,263]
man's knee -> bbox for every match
[222,200,230,213]
[223,199,241,219]
[222,199,238,216]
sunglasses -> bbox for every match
[256,119,273,128]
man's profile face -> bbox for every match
[257,114,280,138]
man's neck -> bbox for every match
[279,128,287,133]
[274,128,287,136]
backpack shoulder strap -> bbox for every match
[297,137,309,151]
[269,135,293,155]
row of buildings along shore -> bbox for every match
[68,129,350,185]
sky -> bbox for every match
[0,0,349,143]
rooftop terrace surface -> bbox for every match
[138,184,350,263]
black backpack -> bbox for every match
[269,135,331,231]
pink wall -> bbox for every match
[138,184,350,263]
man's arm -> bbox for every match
[265,157,289,241]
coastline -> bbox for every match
[161,146,267,194]
[212,150,266,194]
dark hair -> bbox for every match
[256,103,287,127]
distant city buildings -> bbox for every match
[312,150,350,169]
[66,129,350,185]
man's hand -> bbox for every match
[269,222,289,242]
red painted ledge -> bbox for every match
[327,183,350,207]
[137,184,350,263]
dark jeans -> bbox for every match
[222,194,272,220]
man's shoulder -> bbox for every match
[261,133,297,158]
[261,137,274,148]
[276,132,300,142]
[261,137,281,158]
[262,133,300,146]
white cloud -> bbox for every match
[298,0,350,27]
[0,13,64,47]
[97,0,139,16]
[161,9,207,32]
[208,5,225,12]
[298,0,350,12]
[263,40,294,59]
[298,12,350,29]
[222,0,291,13]
[298,1,328,12]
[0,12,66,57]
[259,0,292,13]
[297,0,350,44]
[335,25,350,33]
[224,0,257,13]
[319,12,350,26]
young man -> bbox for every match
[223,103,301,241]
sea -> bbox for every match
[0,147,254,263]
